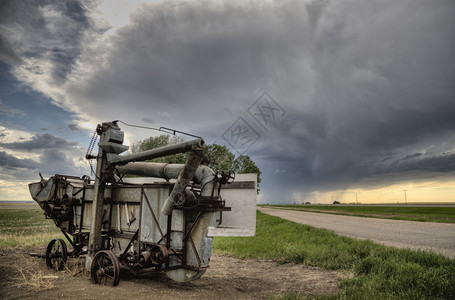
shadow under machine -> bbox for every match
[29,121,257,286]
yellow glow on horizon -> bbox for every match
[293,180,455,204]
[0,180,33,201]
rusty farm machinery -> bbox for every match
[29,121,256,286]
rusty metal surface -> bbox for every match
[91,250,120,286]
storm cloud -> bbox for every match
[0,133,78,151]
[0,0,94,82]
[1,0,454,202]
[0,151,39,169]
[0,131,88,187]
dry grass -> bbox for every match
[15,259,57,291]
[65,256,90,277]
[1,204,91,292]
[13,255,89,292]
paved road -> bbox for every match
[258,207,455,258]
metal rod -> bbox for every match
[162,148,204,215]
[117,203,121,231]
[79,187,85,233]
[60,230,76,248]
[119,229,139,262]
[142,190,165,240]
[183,210,203,242]
[125,203,131,226]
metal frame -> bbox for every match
[28,121,241,285]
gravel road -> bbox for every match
[258,207,455,258]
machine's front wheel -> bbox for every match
[90,250,120,286]
[45,238,67,271]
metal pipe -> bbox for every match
[116,158,219,213]
[125,203,131,226]
[116,162,183,179]
[109,138,204,165]
[161,147,204,215]
[116,162,218,195]
[117,203,121,231]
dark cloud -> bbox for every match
[142,117,155,125]
[0,131,89,183]
[68,123,81,132]
[1,0,455,202]
[71,0,455,201]
[379,153,455,175]
[0,148,88,183]
[0,151,39,169]
[0,0,92,81]
[0,133,78,151]
[65,0,312,123]
[39,149,83,176]
[0,32,23,65]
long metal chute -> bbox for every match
[116,162,218,196]
[108,138,204,165]
[161,147,204,215]
[116,154,219,215]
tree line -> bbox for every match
[132,135,261,192]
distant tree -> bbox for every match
[132,135,262,192]
[204,144,235,172]
[305,202,311,205]
[232,155,262,190]
[333,201,340,205]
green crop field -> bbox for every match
[0,202,61,249]
[261,204,455,223]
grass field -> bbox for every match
[261,204,455,223]
[0,202,61,249]
[214,212,455,299]
[2,202,454,299]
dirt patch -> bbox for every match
[0,248,345,299]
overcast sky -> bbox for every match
[1,0,454,203]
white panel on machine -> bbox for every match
[207,173,257,237]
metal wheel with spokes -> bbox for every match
[45,238,67,271]
[91,250,120,286]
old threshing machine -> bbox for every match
[29,121,256,286]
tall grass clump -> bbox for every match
[214,211,455,299]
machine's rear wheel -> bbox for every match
[91,250,120,286]
[45,238,67,271]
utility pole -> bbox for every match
[403,190,407,204]
[356,193,358,204]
